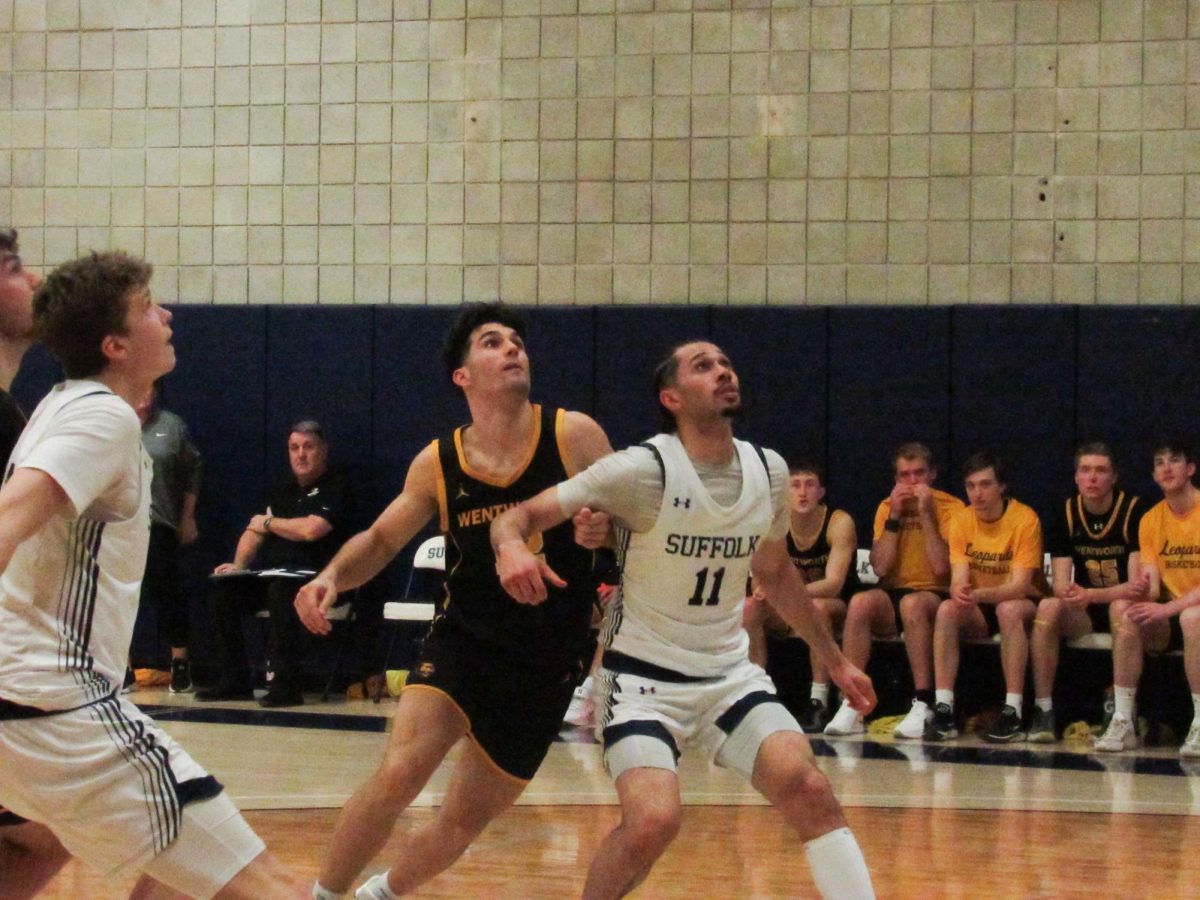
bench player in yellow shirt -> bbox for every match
[1121,440,1200,757]
[925,452,1046,743]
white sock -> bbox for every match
[1114,686,1136,719]
[1035,697,1052,713]
[355,873,399,900]
[935,689,954,709]
[1005,693,1023,716]
[1192,693,1200,720]
[313,882,342,900]
[580,674,596,698]
[811,682,830,705]
[804,826,876,900]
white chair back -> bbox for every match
[413,534,446,572]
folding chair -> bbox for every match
[375,535,445,702]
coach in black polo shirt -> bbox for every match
[197,420,351,707]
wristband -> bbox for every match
[263,516,273,533]
[884,518,901,533]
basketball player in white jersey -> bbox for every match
[0,251,307,898]
[493,340,877,899]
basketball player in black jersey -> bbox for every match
[744,461,859,732]
[1029,442,1149,743]
[295,303,613,900]
[0,227,74,899]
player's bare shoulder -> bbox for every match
[559,410,613,475]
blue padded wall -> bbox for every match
[162,305,268,665]
[166,305,268,567]
[1075,307,1200,502]
[523,306,597,418]
[713,306,827,470]
[827,307,953,528]
[948,306,1077,525]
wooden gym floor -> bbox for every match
[35,686,1200,898]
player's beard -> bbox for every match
[721,401,743,420]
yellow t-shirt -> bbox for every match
[948,498,1043,594]
[1138,499,1200,601]
[873,489,965,592]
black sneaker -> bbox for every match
[169,659,193,694]
[1027,707,1056,743]
[983,705,1025,743]
[923,702,958,741]
[799,698,830,733]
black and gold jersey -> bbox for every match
[785,506,861,600]
[433,404,596,668]
[1047,490,1143,588]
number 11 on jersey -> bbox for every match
[688,566,726,606]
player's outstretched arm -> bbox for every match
[295,444,439,635]
[755,535,876,715]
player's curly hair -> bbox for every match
[33,251,153,378]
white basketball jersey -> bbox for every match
[606,433,774,678]
[0,381,151,710]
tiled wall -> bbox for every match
[1,0,1197,305]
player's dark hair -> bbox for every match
[961,450,1007,485]
[788,459,826,485]
[1074,440,1118,471]
[651,341,694,433]
[441,302,528,393]
[1151,438,1196,467]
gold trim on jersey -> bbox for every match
[452,403,543,488]
[788,505,829,554]
[442,529,462,611]
[555,407,577,477]
[1066,490,1134,543]
[432,439,449,533]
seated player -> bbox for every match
[745,461,858,732]
[1029,442,1145,743]
[1118,440,1200,757]
[925,452,1045,743]
[825,443,963,738]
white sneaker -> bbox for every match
[1094,712,1138,752]
[893,699,932,740]
[823,700,864,736]
[356,873,396,900]
[1181,721,1200,759]
[563,686,594,728]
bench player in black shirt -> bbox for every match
[295,303,613,900]
[1029,442,1148,743]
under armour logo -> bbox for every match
[673,497,691,509]
[639,685,657,695]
